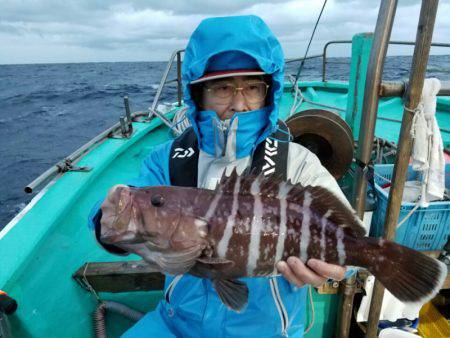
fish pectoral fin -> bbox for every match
[213,279,249,312]
[156,244,203,275]
[196,257,235,268]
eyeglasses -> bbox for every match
[204,81,269,104]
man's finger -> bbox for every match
[286,257,326,287]
[306,259,346,281]
[276,261,305,288]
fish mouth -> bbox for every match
[100,184,137,244]
[101,231,144,245]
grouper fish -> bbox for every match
[100,170,447,312]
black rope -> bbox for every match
[292,0,328,88]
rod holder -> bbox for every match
[119,117,129,137]
[123,96,133,134]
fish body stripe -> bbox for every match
[273,182,292,273]
[336,226,346,265]
[320,210,332,261]
[247,178,263,275]
[203,189,222,221]
[217,176,241,258]
[299,191,312,262]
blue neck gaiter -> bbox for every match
[196,106,272,159]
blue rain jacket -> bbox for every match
[122,15,307,338]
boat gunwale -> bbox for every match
[0,116,170,288]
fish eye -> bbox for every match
[151,194,165,207]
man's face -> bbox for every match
[201,76,269,120]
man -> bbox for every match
[90,15,350,337]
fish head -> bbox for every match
[100,185,183,250]
[141,186,210,252]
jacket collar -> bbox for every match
[196,106,271,159]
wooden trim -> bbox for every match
[73,260,164,293]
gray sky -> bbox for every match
[0,0,449,64]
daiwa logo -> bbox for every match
[262,138,278,175]
[172,147,195,159]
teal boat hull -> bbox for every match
[1,80,449,337]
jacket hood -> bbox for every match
[182,15,285,157]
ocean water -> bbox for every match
[1,55,450,229]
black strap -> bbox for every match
[169,122,289,187]
[169,127,199,187]
[250,121,289,181]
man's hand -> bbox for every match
[276,257,346,288]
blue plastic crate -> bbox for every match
[370,163,450,251]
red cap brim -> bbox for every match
[190,69,266,84]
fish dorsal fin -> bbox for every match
[259,174,287,198]
[288,185,366,238]
[217,168,239,194]
[217,172,364,237]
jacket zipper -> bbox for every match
[165,275,183,303]
[270,278,289,337]
[218,119,230,157]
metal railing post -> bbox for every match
[322,43,328,82]
[352,0,398,218]
[149,49,184,117]
[320,40,449,85]
[176,51,183,106]
[322,40,352,82]
[364,1,439,337]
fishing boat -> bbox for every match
[1,1,449,337]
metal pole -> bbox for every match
[352,0,398,217]
[365,1,439,337]
[380,80,450,97]
[25,111,149,193]
[322,40,352,82]
[338,1,398,338]
[149,49,184,116]
[177,51,183,107]
[319,40,449,84]
[322,43,327,82]
[388,40,450,48]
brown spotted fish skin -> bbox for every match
[187,171,362,279]
[100,170,447,311]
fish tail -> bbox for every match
[360,237,447,305]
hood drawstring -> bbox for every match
[213,118,231,157]
[197,107,271,160]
